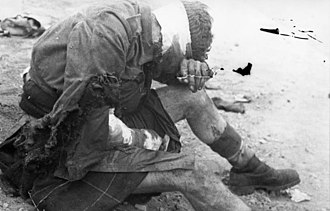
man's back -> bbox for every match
[29,0,147,95]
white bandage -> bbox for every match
[108,113,133,145]
[152,0,191,55]
[141,129,163,151]
[108,112,164,151]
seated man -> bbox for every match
[0,0,300,210]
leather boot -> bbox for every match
[209,123,301,195]
[228,148,300,195]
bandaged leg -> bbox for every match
[134,156,251,211]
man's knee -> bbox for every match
[156,85,213,119]
[185,89,213,118]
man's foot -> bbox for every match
[228,156,300,195]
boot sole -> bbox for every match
[229,178,301,196]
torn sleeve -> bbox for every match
[48,12,131,123]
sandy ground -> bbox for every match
[0,0,329,210]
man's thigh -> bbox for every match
[156,85,227,144]
[155,85,194,123]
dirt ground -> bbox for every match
[0,0,329,210]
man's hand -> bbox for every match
[177,59,214,92]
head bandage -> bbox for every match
[152,1,191,56]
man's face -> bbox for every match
[153,37,186,80]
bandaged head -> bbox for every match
[152,0,213,82]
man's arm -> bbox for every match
[60,13,167,150]
[46,12,130,122]
[108,113,169,151]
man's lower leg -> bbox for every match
[156,86,300,195]
[209,123,300,195]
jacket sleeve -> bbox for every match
[64,13,130,91]
[49,12,132,122]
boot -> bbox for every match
[228,152,300,195]
[209,123,300,195]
